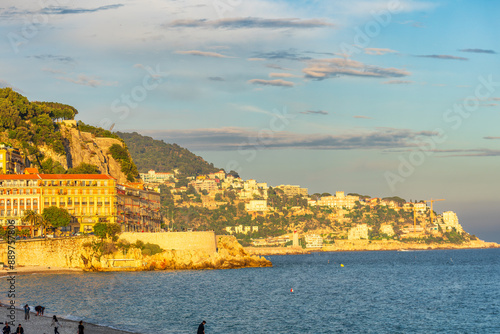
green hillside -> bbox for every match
[116,131,220,176]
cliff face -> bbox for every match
[38,122,129,183]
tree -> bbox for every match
[42,206,71,237]
[21,210,43,237]
[67,163,101,174]
[93,222,122,240]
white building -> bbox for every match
[304,234,323,248]
[317,191,359,209]
[441,211,464,233]
[140,170,174,184]
[225,225,259,234]
[348,224,369,240]
[245,200,268,212]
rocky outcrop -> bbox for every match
[79,235,272,271]
[136,236,272,271]
[38,122,129,183]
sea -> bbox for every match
[3,248,500,334]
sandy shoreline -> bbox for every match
[1,306,137,334]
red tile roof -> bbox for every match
[0,174,115,180]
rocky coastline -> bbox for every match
[82,235,272,271]
[244,239,500,256]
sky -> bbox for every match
[1,0,499,242]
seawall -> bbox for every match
[0,237,89,268]
[0,232,218,269]
[119,232,217,253]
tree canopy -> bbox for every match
[117,131,220,176]
[42,206,71,229]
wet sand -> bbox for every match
[1,306,136,334]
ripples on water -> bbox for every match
[5,249,500,333]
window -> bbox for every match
[27,199,31,206]
[20,200,24,206]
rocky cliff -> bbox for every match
[95,235,273,271]
[38,122,130,183]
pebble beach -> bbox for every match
[1,306,135,334]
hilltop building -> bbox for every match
[440,211,464,233]
[245,200,268,212]
[275,184,308,197]
[348,224,369,240]
[317,191,359,209]
[225,225,259,235]
[0,144,25,174]
[139,170,174,184]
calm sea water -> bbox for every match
[3,249,500,334]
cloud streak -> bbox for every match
[382,80,413,84]
[166,17,334,29]
[141,127,439,151]
[175,50,235,58]
[416,54,468,60]
[56,74,117,87]
[248,79,294,87]
[459,48,497,54]
[41,4,123,15]
[365,48,398,55]
[303,58,410,80]
[300,110,328,115]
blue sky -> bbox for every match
[1,0,499,241]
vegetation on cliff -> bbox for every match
[116,131,220,175]
[0,88,73,163]
[108,144,139,182]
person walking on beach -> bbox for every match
[50,316,61,334]
[23,305,30,321]
[2,322,10,334]
[197,321,206,334]
[15,324,23,334]
[78,320,84,334]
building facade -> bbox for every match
[0,174,116,234]
[0,144,25,174]
[116,184,161,232]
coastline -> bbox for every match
[245,239,500,256]
[0,266,83,277]
[1,306,137,334]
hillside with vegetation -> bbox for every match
[116,131,220,176]
[0,88,138,182]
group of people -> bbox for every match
[2,322,23,334]
[1,305,85,334]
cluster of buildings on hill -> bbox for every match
[139,169,465,243]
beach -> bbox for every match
[1,306,135,334]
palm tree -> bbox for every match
[21,210,43,238]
